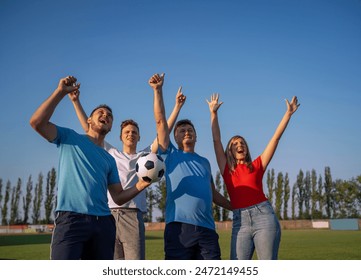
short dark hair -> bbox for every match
[89,104,113,117]
[120,119,140,135]
[174,119,196,136]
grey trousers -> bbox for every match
[111,208,145,260]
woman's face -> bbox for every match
[231,137,248,163]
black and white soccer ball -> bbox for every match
[135,152,165,183]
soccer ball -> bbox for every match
[135,152,165,183]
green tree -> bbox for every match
[324,166,333,218]
[213,172,222,221]
[303,171,311,219]
[154,179,166,222]
[0,178,3,221]
[317,175,324,218]
[275,172,283,219]
[266,169,275,207]
[333,178,360,218]
[32,173,43,224]
[356,175,361,215]
[221,177,230,221]
[145,186,155,222]
[44,168,56,224]
[23,175,33,224]
[1,180,11,225]
[291,183,297,220]
[283,173,290,220]
[10,178,22,225]
[296,169,305,219]
[310,169,318,218]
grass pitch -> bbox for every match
[0,230,360,260]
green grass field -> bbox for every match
[1,230,360,260]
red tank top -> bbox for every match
[222,156,268,209]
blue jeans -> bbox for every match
[231,200,281,260]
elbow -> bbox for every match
[29,116,40,131]
[156,118,169,132]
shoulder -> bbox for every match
[159,141,175,155]
[104,140,118,153]
[197,153,210,164]
[51,125,77,144]
[252,156,263,171]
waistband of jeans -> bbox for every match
[234,200,270,212]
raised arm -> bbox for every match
[260,96,300,170]
[30,76,80,141]
[68,90,89,132]
[151,86,186,153]
[149,73,169,152]
[207,93,227,175]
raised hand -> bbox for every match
[68,88,81,102]
[148,73,165,90]
[58,76,80,96]
[175,86,186,108]
[285,96,300,115]
[206,93,223,113]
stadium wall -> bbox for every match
[0,219,360,234]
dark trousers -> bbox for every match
[164,222,221,260]
[51,211,116,260]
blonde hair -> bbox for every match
[225,135,253,173]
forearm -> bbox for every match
[110,181,147,206]
[261,111,293,169]
[71,100,89,132]
[211,112,221,142]
[213,191,232,210]
[153,88,169,150]
[167,102,182,132]
[272,111,292,142]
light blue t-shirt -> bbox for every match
[159,142,215,230]
[52,126,120,216]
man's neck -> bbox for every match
[123,145,137,155]
[179,143,195,153]
[86,131,106,147]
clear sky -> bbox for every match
[1,0,360,190]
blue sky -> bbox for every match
[1,0,360,191]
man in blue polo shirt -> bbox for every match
[149,73,232,260]
[30,76,150,259]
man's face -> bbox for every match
[121,124,140,148]
[174,124,196,147]
[88,107,113,135]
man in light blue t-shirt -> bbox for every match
[30,76,150,260]
[149,73,232,260]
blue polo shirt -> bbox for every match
[159,142,215,230]
[52,126,120,216]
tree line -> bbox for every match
[0,166,360,225]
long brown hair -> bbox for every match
[225,135,253,173]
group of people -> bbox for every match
[30,73,299,260]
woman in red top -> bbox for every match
[207,93,299,260]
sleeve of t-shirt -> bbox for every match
[158,142,174,162]
[107,157,121,185]
[50,125,68,147]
